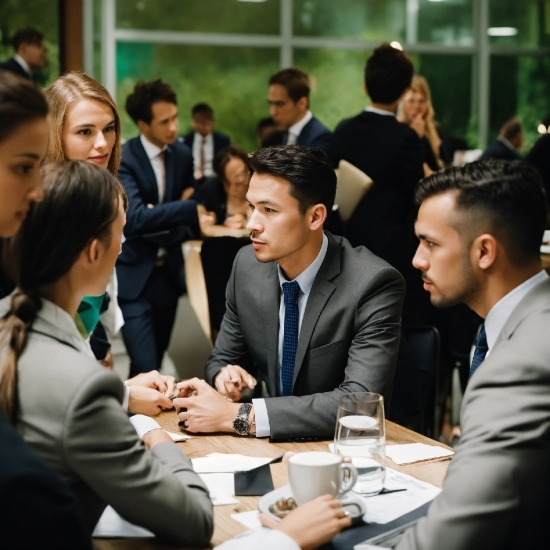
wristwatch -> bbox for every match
[233,403,253,435]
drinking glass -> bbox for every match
[334,392,386,495]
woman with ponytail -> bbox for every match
[0,161,213,547]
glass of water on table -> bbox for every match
[334,392,386,495]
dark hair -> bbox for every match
[500,117,523,142]
[11,28,44,50]
[214,145,249,181]
[192,103,214,119]
[248,145,336,215]
[0,70,48,144]
[126,79,177,125]
[0,161,127,423]
[257,116,275,132]
[365,43,414,104]
[269,68,310,103]
[415,159,548,266]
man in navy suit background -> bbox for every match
[117,79,209,376]
[482,117,523,162]
[267,68,331,151]
[181,103,230,182]
[0,28,47,81]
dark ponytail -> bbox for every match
[0,161,127,424]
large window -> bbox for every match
[89,0,550,152]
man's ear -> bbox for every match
[297,96,308,112]
[363,83,369,97]
[308,204,327,231]
[137,120,149,134]
[473,233,498,271]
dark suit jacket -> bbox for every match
[182,130,230,158]
[482,138,522,161]
[526,133,550,205]
[116,137,199,301]
[0,412,91,550]
[200,175,227,223]
[0,57,30,79]
[266,116,332,151]
[397,278,550,550]
[205,232,405,439]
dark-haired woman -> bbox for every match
[0,161,213,547]
[201,145,250,229]
[0,70,91,550]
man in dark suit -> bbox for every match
[180,103,230,181]
[174,145,405,440]
[397,160,550,549]
[0,28,47,81]
[328,43,425,326]
[482,116,523,161]
[526,132,550,205]
[117,79,207,376]
[266,68,331,152]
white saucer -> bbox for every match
[258,484,366,522]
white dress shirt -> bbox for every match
[253,234,329,437]
[365,105,396,117]
[484,270,548,358]
[286,110,313,145]
[140,134,167,203]
[192,132,214,177]
[14,54,32,78]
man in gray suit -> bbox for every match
[175,145,405,440]
[397,159,550,549]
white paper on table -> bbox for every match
[386,443,454,465]
[231,510,262,530]
[192,453,273,473]
[199,473,239,505]
[92,505,154,538]
[164,429,192,442]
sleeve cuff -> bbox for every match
[252,398,270,438]
[123,381,130,412]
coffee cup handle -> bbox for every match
[337,463,358,498]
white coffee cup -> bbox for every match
[288,451,358,505]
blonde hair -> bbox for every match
[407,75,444,169]
[44,72,121,176]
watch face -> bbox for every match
[233,418,250,436]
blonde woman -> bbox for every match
[398,75,449,176]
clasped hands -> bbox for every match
[126,370,176,416]
[173,365,256,433]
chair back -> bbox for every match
[185,247,212,345]
[335,160,374,222]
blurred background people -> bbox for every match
[0,28,47,81]
[482,116,524,161]
[200,145,250,229]
[526,123,550,208]
[398,74,450,176]
[181,102,230,182]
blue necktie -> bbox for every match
[281,281,300,396]
[469,324,488,379]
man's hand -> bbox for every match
[197,204,217,228]
[99,348,114,370]
[174,378,241,433]
[128,386,174,416]
[181,186,195,200]
[126,370,176,397]
[259,495,351,550]
[213,364,256,401]
[223,214,246,230]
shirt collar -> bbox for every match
[277,233,328,296]
[485,270,549,353]
[194,132,213,144]
[288,110,313,137]
[365,106,396,117]
[140,134,167,160]
[14,54,32,76]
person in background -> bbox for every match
[0,161,213,547]
[267,68,331,151]
[0,28,47,81]
[117,79,211,376]
[397,74,450,176]
[482,117,524,162]
[0,67,91,550]
[397,159,550,549]
[257,116,279,147]
[181,102,230,182]
[200,145,250,229]
[526,128,550,207]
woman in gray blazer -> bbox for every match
[0,161,213,547]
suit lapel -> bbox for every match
[164,146,175,201]
[261,263,281,396]
[293,234,341,385]
[133,138,161,202]
[296,118,313,146]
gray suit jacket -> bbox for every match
[397,277,550,550]
[205,232,405,439]
[2,297,213,548]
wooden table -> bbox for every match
[93,414,452,550]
